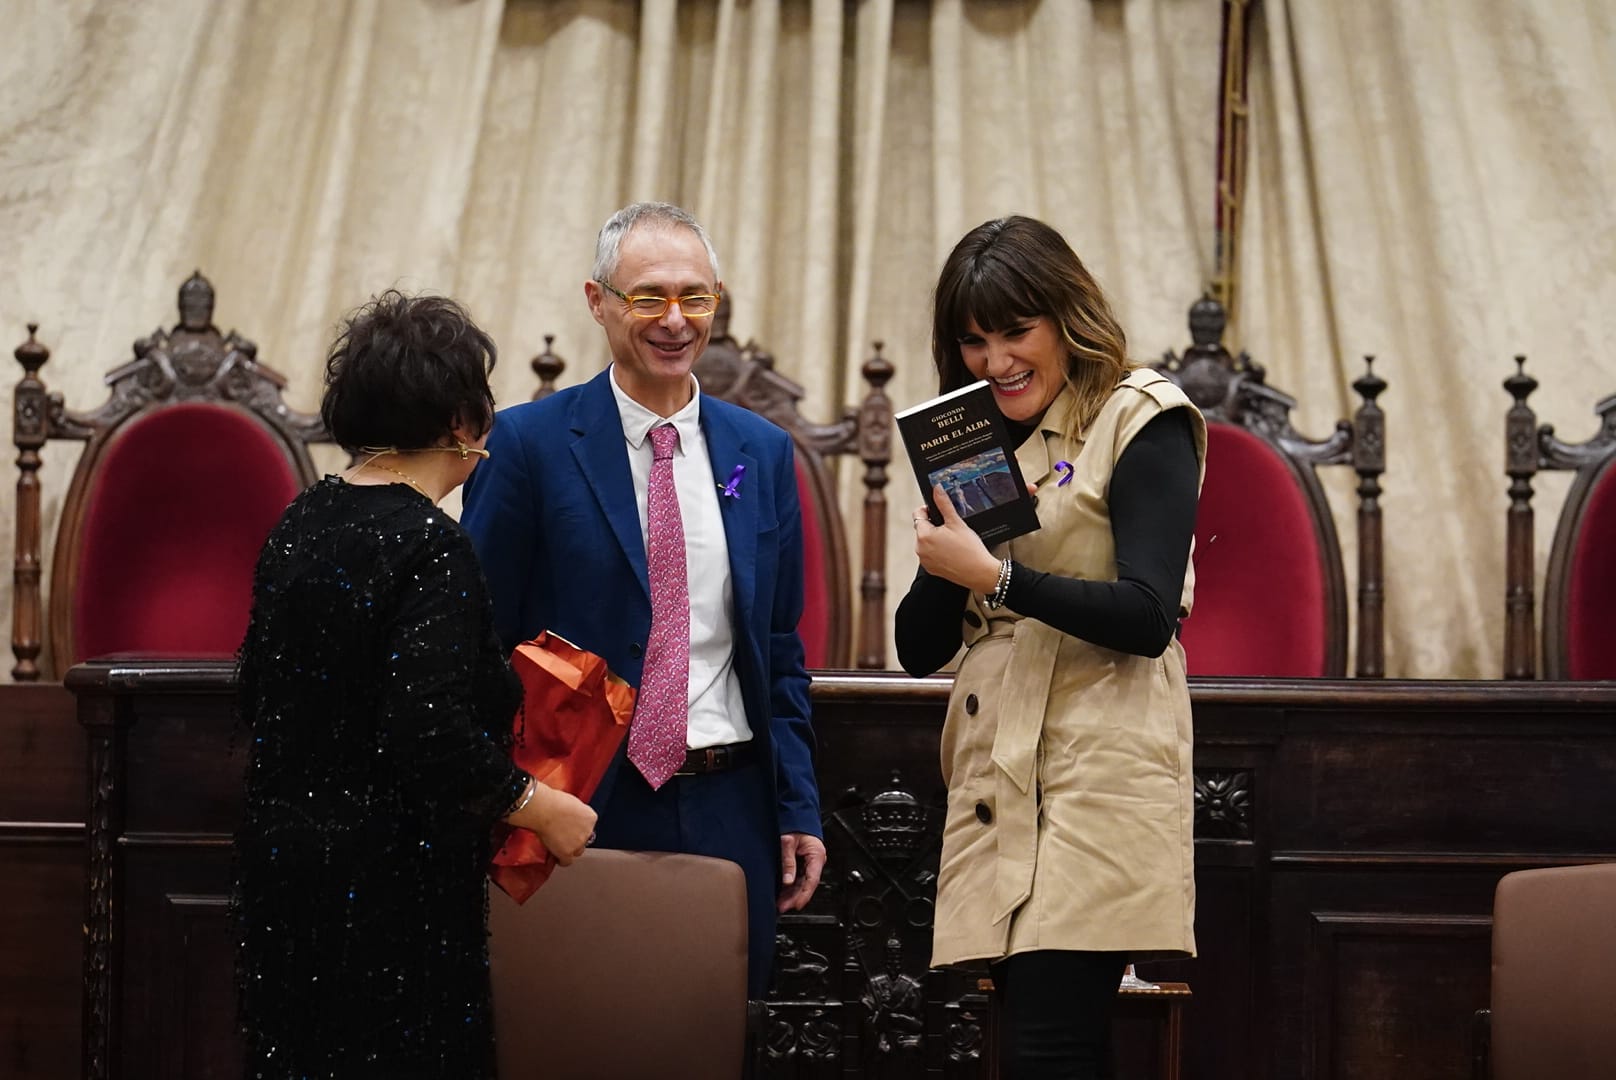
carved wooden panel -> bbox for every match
[765,769,990,1079]
[0,684,82,1080]
[31,665,1616,1080]
[1194,768,1253,840]
[154,891,238,1080]
[1307,912,1491,1080]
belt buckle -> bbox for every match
[674,746,724,777]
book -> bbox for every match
[894,379,1041,545]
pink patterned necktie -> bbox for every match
[628,424,690,789]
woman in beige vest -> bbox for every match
[896,216,1206,1079]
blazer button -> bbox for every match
[629,642,644,658]
[963,611,982,629]
[975,801,993,824]
[965,693,979,715]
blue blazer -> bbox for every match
[461,369,821,837]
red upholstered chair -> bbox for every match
[1152,296,1387,677]
[10,272,327,681]
[533,297,896,670]
[1502,361,1616,679]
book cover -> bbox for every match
[894,380,1041,545]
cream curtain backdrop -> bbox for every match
[0,0,1216,681]
[1240,0,1616,678]
[5,1,1607,683]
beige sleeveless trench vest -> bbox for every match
[931,369,1207,967]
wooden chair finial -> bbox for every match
[531,335,566,400]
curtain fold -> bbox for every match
[1242,0,1616,676]
[12,0,1604,680]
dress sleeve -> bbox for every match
[378,530,529,822]
[1003,408,1200,657]
[893,567,971,677]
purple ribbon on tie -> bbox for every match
[720,464,745,499]
[1054,460,1075,486]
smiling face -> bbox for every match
[585,223,719,416]
[931,216,1132,436]
[958,314,1068,422]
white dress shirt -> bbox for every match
[609,366,752,748]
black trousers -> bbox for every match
[990,950,1130,1080]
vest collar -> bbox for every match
[1014,385,1079,486]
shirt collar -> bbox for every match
[608,364,703,452]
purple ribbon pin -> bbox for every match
[720,464,745,499]
[1054,460,1074,486]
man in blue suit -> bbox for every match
[462,202,825,997]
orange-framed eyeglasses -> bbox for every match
[596,279,722,319]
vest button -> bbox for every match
[975,801,993,824]
[965,693,979,715]
[629,642,644,658]
[963,611,982,628]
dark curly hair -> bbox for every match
[320,290,497,452]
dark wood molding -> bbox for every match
[0,682,82,1080]
[81,692,125,1080]
[1306,911,1492,1080]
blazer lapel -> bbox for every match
[701,403,759,628]
[569,371,650,602]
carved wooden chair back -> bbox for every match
[1152,296,1386,677]
[1502,361,1616,679]
[11,272,328,681]
[531,295,896,669]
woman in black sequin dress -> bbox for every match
[234,292,597,1079]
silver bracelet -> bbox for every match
[507,779,538,818]
[984,558,1013,610]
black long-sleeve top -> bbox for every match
[895,409,1199,677]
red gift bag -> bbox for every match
[489,631,635,903]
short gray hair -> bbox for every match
[591,202,722,285]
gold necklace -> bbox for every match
[359,458,433,501]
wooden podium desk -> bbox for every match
[54,661,1616,1080]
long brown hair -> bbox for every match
[931,215,1134,440]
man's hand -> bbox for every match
[777,832,827,913]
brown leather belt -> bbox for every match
[674,741,756,776]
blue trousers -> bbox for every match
[592,758,780,997]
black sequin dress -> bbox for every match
[234,477,527,1079]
